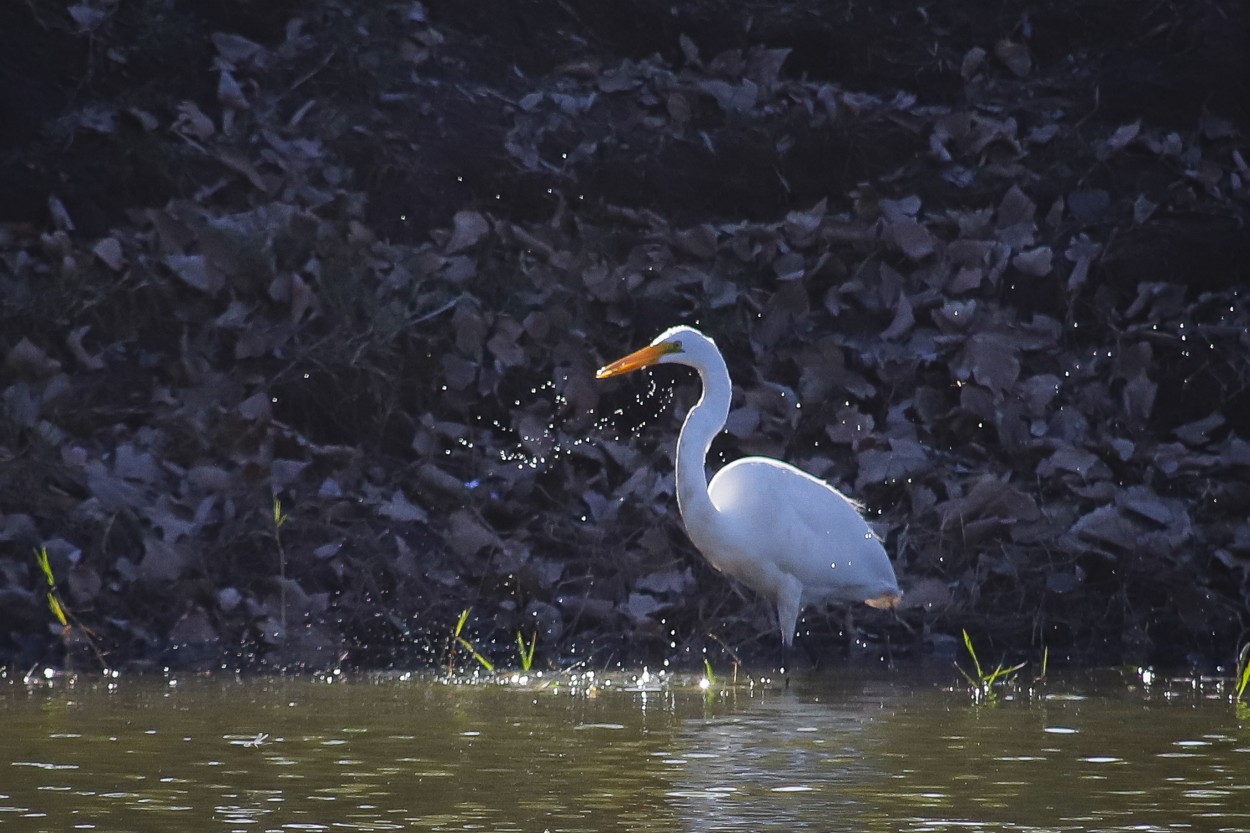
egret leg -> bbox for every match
[775,581,805,684]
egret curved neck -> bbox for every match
[675,357,731,526]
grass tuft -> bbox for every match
[516,629,537,672]
[1236,643,1250,703]
[449,608,494,675]
[36,546,70,630]
[957,629,1026,703]
[272,496,289,630]
[34,546,108,669]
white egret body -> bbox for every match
[596,326,901,647]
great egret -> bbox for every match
[596,325,901,648]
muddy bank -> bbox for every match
[1,0,1248,674]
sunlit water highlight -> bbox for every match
[2,668,1248,832]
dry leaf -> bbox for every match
[1038,447,1102,478]
[1174,412,1224,447]
[139,536,192,583]
[92,237,125,271]
[165,253,223,294]
[211,32,265,66]
[889,220,936,260]
[446,509,499,556]
[960,334,1021,394]
[65,326,105,371]
[997,185,1036,227]
[6,338,62,378]
[174,101,215,140]
[238,392,272,421]
[994,39,1032,77]
[1107,120,1141,150]
[445,210,490,253]
[378,491,429,523]
[880,292,914,340]
[1011,246,1053,277]
[48,196,75,232]
[67,4,107,30]
[217,69,250,109]
[960,46,987,79]
[856,439,929,489]
[1069,506,1138,550]
[698,79,758,113]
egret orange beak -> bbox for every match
[595,342,679,379]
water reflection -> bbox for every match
[1,668,1247,832]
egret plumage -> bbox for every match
[597,326,901,648]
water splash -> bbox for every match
[492,375,676,472]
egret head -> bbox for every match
[596,326,718,379]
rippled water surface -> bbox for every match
[2,667,1248,832]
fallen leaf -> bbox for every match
[880,292,914,340]
[174,101,216,140]
[238,393,272,421]
[624,592,665,621]
[446,509,498,556]
[139,536,192,583]
[92,237,125,271]
[114,444,160,484]
[1121,371,1157,424]
[724,405,761,438]
[217,69,250,109]
[960,46,987,79]
[169,608,220,645]
[1173,412,1224,447]
[379,491,428,524]
[1011,246,1053,277]
[997,185,1036,227]
[65,326,105,371]
[698,79,758,113]
[5,338,62,378]
[855,439,929,489]
[1107,120,1141,150]
[1069,506,1138,550]
[165,253,223,294]
[959,334,1020,394]
[67,4,107,30]
[445,210,491,253]
[899,577,952,610]
[1046,570,1083,594]
[636,569,694,594]
[211,32,265,66]
[889,220,936,260]
[1038,447,1102,478]
[994,39,1032,77]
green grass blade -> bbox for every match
[962,629,985,681]
[1236,644,1250,702]
[984,660,1026,686]
[516,630,536,672]
[35,547,69,627]
[47,594,68,628]
[36,547,56,587]
[456,636,494,672]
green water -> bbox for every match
[2,667,1248,832]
